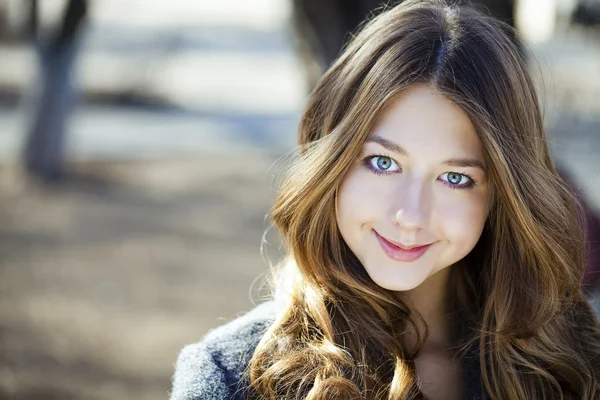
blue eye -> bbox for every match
[364,156,400,175]
[375,157,392,170]
[440,172,475,189]
[362,156,477,189]
[447,172,463,184]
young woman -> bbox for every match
[170,1,600,399]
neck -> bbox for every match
[396,267,453,354]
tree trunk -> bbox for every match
[22,0,87,181]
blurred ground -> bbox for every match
[0,155,282,399]
[0,2,297,399]
[0,1,597,399]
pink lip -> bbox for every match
[374,230,433,262]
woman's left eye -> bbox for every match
[440,172,474,188]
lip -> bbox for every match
[373,230,433,262]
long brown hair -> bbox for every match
[247,0,600,398]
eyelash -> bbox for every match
[361,154,478,190]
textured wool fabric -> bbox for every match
[170,301,490,400]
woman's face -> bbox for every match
[336,85,490,291]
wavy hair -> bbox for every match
[246,0,600,398]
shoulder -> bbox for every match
[169,301,277,400]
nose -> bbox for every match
[389,174,430,230]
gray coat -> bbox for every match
[169,301,490,399]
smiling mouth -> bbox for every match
[374,231,432,250]
[373,230,434,262]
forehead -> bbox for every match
[370,86,483,160]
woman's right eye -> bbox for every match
[363,156,400,175]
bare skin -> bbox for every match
[400,267,464,400]
[415,347,464,400]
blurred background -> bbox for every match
[0,0,597,399]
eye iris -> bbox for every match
[376,157,391,170]
[448,172,462,184]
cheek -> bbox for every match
[336,168,387,231]
[439,193,489,247]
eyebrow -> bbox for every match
[365,135,487,172]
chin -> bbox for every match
[365,266,429,292]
